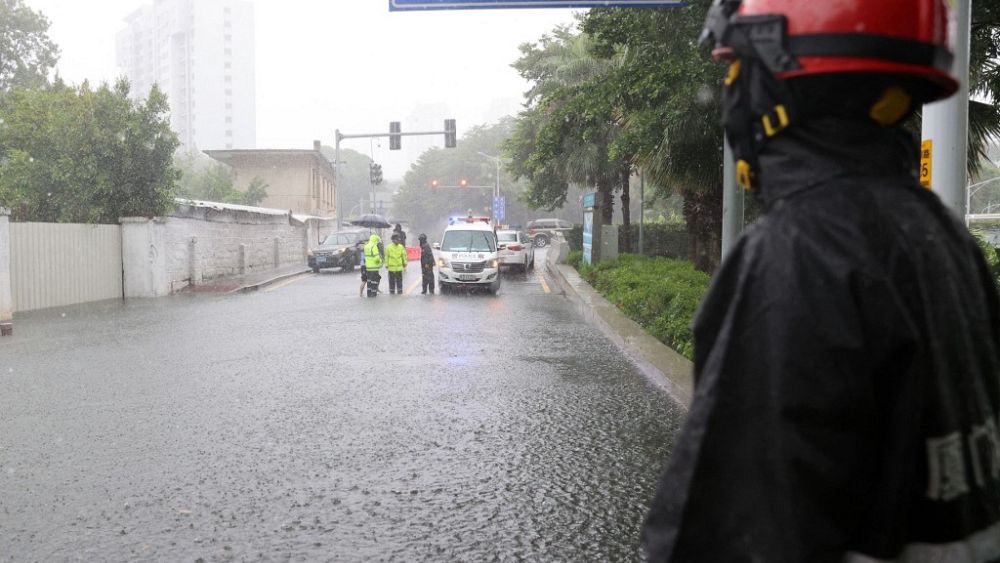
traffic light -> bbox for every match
[444,119,456,148]
[389,121,401,151]
[459,178,468,188]
[369,162,383,185]
[430,179,439,189]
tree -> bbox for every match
[584,3,725,272]
[0,79,179,222]
[392,118,537,239]
[506,27,636,249]
[175,152,269,207]
[0,0,59,91]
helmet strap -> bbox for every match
[722,56,799,193]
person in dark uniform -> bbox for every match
[643,1,1000,562]
[418,233,435,295]
[393,223,406,247]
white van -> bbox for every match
[436,216,501,295]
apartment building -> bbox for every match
[116,0,256,153]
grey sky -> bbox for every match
[25,0,578,179]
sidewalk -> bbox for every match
[182,263,312,294]
[544,239,694,408]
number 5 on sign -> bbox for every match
[920,140,933,190]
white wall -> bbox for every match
[163,217,307,292]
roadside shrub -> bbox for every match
[619,224,689,259]
[563,223,689,259]
[567,226,583,251]
[567,250,583,269]
[574,254,710,360]
[971,228,1000,292]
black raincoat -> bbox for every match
[644,120,1000,563]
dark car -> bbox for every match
[525,218,573,247]
[308,230,367,273]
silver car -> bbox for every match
[497,230,535,273]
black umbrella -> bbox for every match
[350,213,392,229]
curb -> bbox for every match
[545,248,693,409]
[230,268,313,294]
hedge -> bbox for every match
[573,254,710,360]
[566,224,689,259]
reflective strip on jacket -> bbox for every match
[385,243,407,272]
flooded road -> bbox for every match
[1,254,686,561]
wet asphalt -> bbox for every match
[0,250,686,562]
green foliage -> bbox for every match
[583,3,724,271]
[505,25,628,226]
[392,118,536,239]
[567,250,583,269]
[965,1,1000,176]
[175,152,268,207]
[0,79,179,222]
[971,228,1000,291]
[0,0,59,91]
[566,223,689,258]
[575,254,710,359]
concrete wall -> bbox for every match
[162,217,307,292]
[122,218,168,298]
[122,201,322,296]
[0,209,12,336]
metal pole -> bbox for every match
[921,0,971,218]
[721,138,743,260]
[639,170,645,255]
[335,130,342,230]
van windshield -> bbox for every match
[441,230,496,253]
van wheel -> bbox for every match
[534,234,549,248]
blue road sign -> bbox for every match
[493,196,506,222]
[390,0,685,11]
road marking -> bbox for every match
[262,273,314,293]
[404,277,422,295]
[537,272,551,294]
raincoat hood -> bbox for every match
[757,118,918,207]
[368,234,380,245]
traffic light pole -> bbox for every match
[334,126,456,229]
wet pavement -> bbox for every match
[0,250,686,562]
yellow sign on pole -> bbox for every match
[920,140,933,189]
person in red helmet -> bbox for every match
[643,1,1000,562]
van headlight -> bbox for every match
[489,259,499,269]
[438,258,449,268]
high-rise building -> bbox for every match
[116,0,256,153]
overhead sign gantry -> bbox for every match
[389,0,684,10]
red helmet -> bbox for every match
[702,0,959,103]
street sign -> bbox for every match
[493,196,506,222]
[390,0,685,10]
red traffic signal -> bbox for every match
[459,179,468,188]
[430,179,439,188]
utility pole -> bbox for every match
[920,0,971,218]
[335,120,457,227]
[721,139,743,260]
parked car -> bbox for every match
[497,229,535,273]
[308,229,367,273]
[526,218,573,247]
